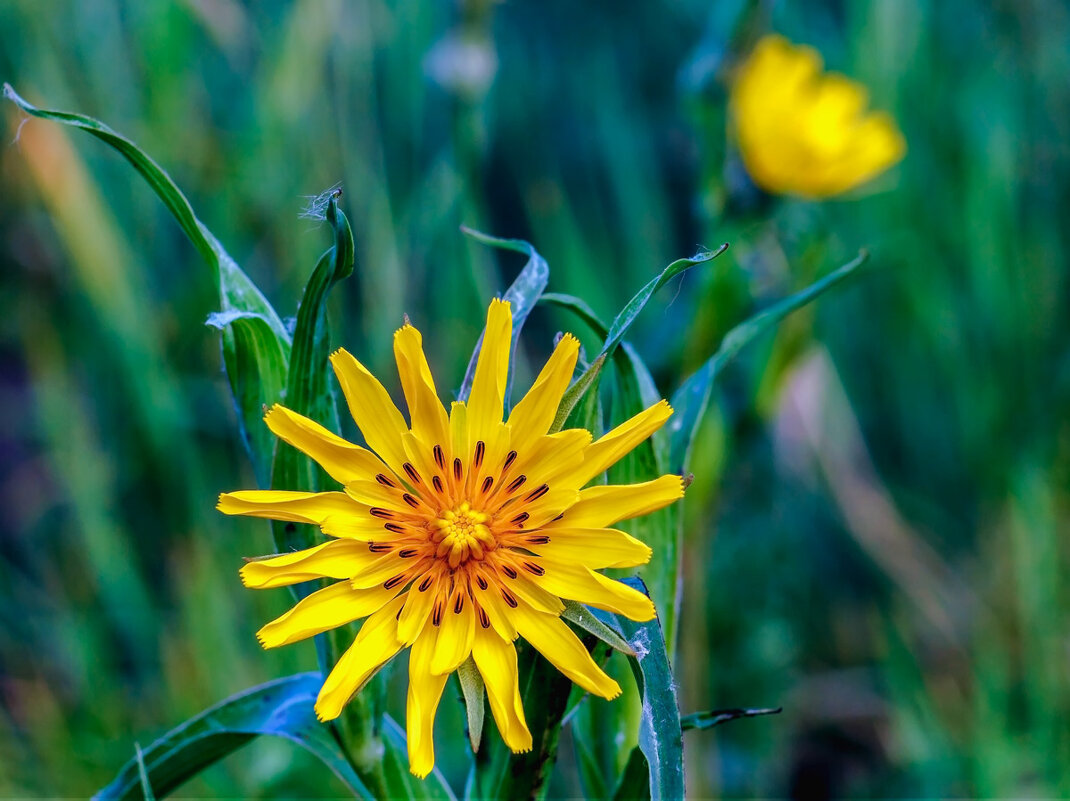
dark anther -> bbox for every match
[511,512,530,526]
[432,476,444,493]
[376,473,396,488]
[552,514,565,522]
[503,450,518,471]
[479,608,491,628]
[526,535,551,545]
[433,444,445,469]
[453,457,463,481]
[476,575,489,590]
[383,574,406,590]
[399,549,418,558]
[453,593,465,614]
[523,561,545,576]
[402,493,420,508]
[474,440,485,467]
[403,462,421,483]
[525,484,549,502]
[501,589,518,608]
[481,476,494,494]
[501,566,518,579]
[384,522,405,533]
[507,475,527,493]
[369,543,394,553]
[418,575,434,592]
[369,507,393,519]
[432,604,443,626]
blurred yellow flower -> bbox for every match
[730,34,906,198]
[219,299,683,778]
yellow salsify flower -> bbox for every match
[218,299,683,778]
[730,34,906,199]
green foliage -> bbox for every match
[96,673,373,800]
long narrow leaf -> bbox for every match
[458,228,549,405]
[95,673,373,800]
[613,579,684,801]
[667,250,869,474]
[4,84,292,483]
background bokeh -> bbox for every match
[2,0,1069,797]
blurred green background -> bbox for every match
[2,0,1069,797]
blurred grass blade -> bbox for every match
[612,578,684,801]
[552,245,728,429]
[612,747,652,801]
[680,706,782,731]
[458,228,550,405]
[668,250,868,474]
[457,657,486,753]
[4,84,292,483]
[95,673,373,800]
[134,744,154,801]
[381,714,459,801]
[540,293,609,338]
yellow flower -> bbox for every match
[218,299,683,778]
[730,34,906,199]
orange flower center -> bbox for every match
[429,502,496,567]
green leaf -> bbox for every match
[458,228,550,405]
[134,744,154,801]
[270,196,354,568]
[457,656,486,753]
[680,706,782,731]
[612,747,652,801]
[95,673,373,800]
[561,601,636,656]
[551,245,728,429]
[4,84,292,485]
[612,578,685,801]
[667,249,869,474]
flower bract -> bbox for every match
[730,34,906,199]
[218,299,683,777]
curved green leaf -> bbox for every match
[667,250,868,474]
[95,673,373,800]
[457,656,487,753]
[3,84,292,484]
[458,228,550,405]
[381,714,459,801]
[613,578,684,801]
[551,245,728,429]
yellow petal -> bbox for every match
[397,568,445,645]
[320,513,411,542]
[241,539,380,588]
[349,551,429,590]
[257,580,400,648]
[393,324,450,448]
[506,334,580,452]
[514,429,591,486]
[495,565,564,615]
[315,594,407,721]
[264,405,389,485]
[344,478,427,517]
[550,475,683,529]
[449,401,470,467]
[560,400,672,488]
[517,487,581,529]
[472,624,531,753]
[532,562,655,621]
[526,527,652,569]
[430,589,476,675]
[471,566,518,641]
[467,299,512,443]
[217,490,365,524]
[330,348,410,473]
[510,603,621,699]
[407,626,450,778]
